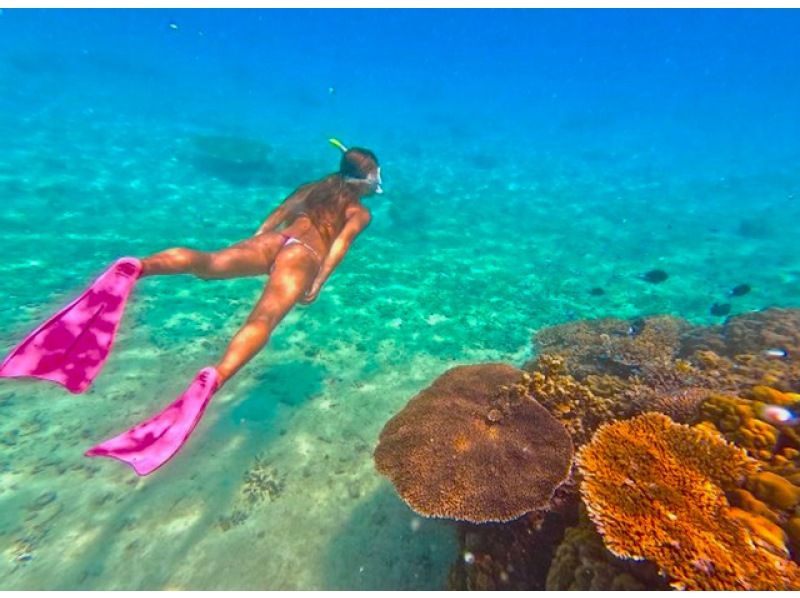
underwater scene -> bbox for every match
[1,7,800,591]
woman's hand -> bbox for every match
[299,280,322,305]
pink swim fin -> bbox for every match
[0,257,142,394]
[85,367,220,476]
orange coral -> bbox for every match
[788,517,800,548]
[726,507,789,557]
[746,472,800,511]
[374,363,574,523]
[751,385,800,406]
[727,488,780,524]
[695,387,800,477]
[696,393,779,461]
[695,386,800,562]
[577,413,800,590]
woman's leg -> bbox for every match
[140,233,287,279]
[214,245,319,386]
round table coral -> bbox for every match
[374,363,574,523]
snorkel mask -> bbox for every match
[329,138,383,194]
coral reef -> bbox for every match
[448,477,580,590]
[746,471,800,511]
[241,454,286,505]
[218,453,286,532]
[526,316,720,427]
[694,386,800,471]
[374,363,573,523]
[437,309,800,589]
[680,308,800,359]
[694,384,800,562]
[545,507,668,590]
[633,386,712,424]
[695,392,780,460]
[515,355,615,446]
[577,413,800,590]
[690,349,800,395]
[524,309,800,428]
[530,315,691,381]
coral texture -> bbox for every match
[374,363,573,523]
[447,474,581,590]
[577,413,800,590]
[545,508,668,590]
[530,315,691,381]
[696,393,780,461]
[517,355,614,446]
[680,308,800,359]
[695,385,800,561]
[636,386,712,424]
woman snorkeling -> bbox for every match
[0,138,382,475]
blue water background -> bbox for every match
[2,9,799,333]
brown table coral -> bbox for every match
[577,412,800,590]
[374,363,573,523]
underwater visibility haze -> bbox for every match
[1,8,800,590]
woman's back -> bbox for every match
[296,175,357,246]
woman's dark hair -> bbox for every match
[339,148,379,179]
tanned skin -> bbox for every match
[138,173,374,388]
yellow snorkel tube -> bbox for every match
[328,138,349,153]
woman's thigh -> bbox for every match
[247,245,319,324]
[205,232,287,278]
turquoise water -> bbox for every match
[1,8,799,589]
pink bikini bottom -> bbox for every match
[271,234,322,274]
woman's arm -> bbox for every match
[300,208,371,304]
[254,183,314,235]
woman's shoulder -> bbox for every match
[344,201,371,224]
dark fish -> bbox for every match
[641,269,669,284]
[710,302,731,317]
[589,287,605,296]
[729,283,751,297]
[627,317,647,337]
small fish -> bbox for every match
[627,317,647,337]
[729,283,751,297]
[758,404,800,427]
[640,269,669,284]
[710,302,731,317]
[589,287,605,296]
[764,348,789,359]
[168,22,179,30]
